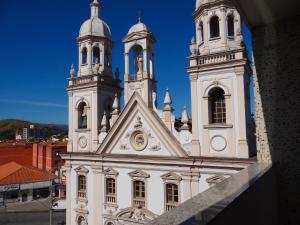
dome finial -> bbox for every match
[90,0,100,18]
[138,10,142,23]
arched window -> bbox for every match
[133,180,145,208]
[209,88,226,124]
[77,216,86,225]
[78,175,86,198]
[106,222,115,225]
[165,183,179,211]
[210,16,220,39]
[129,45,144,80]
[92,47,100,64]
[104,49,111,67]
[227,15,234,37]
[82,47,88,65]
[78,102,87,129]
[105,178,116,203]
[199,21,204,44]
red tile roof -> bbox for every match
[0,162,54,185]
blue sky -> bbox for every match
[0,0,252,125]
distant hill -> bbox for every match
[0,119,68,140]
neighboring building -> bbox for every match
[62,1,254,225]
[22,128,28,140]
[32,141,67,173]
[0,142,33,167]
[0,162,54,205]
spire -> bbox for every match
[181,105,189,130]
[90,0,100,18]
[112,93,119,115]
[163,88,173,111]
[138,10,142,23]
[100,112,109,132]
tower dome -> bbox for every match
[128,21,148,34]
[78,0,112,38]
[79,17,111,38]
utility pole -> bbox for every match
[49,207,53,225]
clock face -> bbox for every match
[130,131,148,151]
[78,136,87,148]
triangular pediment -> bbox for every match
[123,32,156,43]
[74,166,89,174]
[161,172,182,181]
[97,92,187,158]
[103,167,119,176]
[128,169,150,178]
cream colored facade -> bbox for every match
[63,1,254,225]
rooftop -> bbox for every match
[0,162,54,185]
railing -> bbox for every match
[106,195,116,204]
[77,191,86,199]
[71,75,94,85]
[133,199,146,208]
[197,52,236,65]
[166,203,177,212]
[147,163,276,225]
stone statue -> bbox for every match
[94,57,100,74]
[70,64,75,77]
[81,106,88,128]
[136,55,143,80]
[131,206,146,221]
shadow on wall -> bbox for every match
[253,17,300,225]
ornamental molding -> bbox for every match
[206,175,226,184]
[103,167,119,176]
[161,172,182,182]
[128,169,150,178]
[75,165,89,174]
[118,115,161,152]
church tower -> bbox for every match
[66,0,121,153]
[123,19,156,107]
[187,0,253,158]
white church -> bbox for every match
[62,0,255,225]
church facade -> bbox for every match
[62,1,255,225]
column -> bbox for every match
[220,8,227,47]
[190,75,201,156]
[124,53,130,81]
[78,45,82,76]
[88,42,93,72]
[92,90,98,151]
[149,51,154,79]
[67,92,73,153]
[203,14,209,53]
[65,164,72,225]
[92,166,103,225]
[143,49,148,78]
[235,67,249,158]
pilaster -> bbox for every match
[190,74,201,156]
[91,165,103,225]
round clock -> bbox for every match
[78,136,87,148]
[210,135,227,152]
[130,131,148,151]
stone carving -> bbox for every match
[134,116,143,129]
[70,64,75,77]
[118,115,162,152]
[131,206,146,221]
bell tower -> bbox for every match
[187,0,254,158]
[123,19,156,107]
[67,0,121,153]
